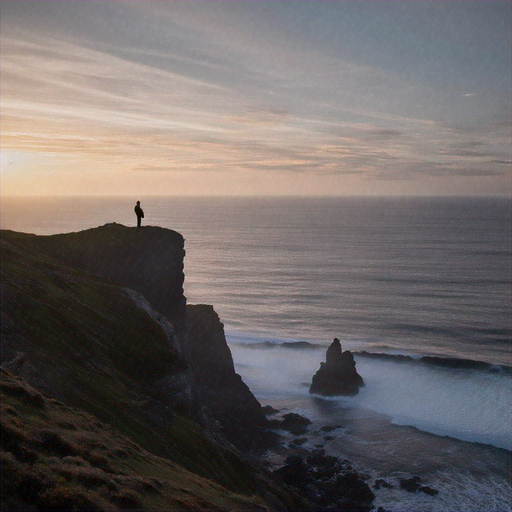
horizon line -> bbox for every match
[2,193,511,200]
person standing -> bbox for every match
[134,200,144,227]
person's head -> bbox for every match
[136,201,140,205]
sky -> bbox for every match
[1,0,511,197]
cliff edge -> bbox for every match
[8,223,187,342]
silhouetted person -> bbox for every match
[134,201,144,227]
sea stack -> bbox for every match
[310,338,364,396]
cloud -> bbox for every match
[1,1,510,196]
[360,128,404,141]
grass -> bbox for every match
[1,369,276,511]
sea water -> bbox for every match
[2,195,511,511]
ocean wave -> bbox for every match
[355,351,511,374]
[231,340,326,350]
[230,340,511,373]
[385,322,512,342]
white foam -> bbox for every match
[354,358,512,451]
[228,338,512,450]
[375,471,512,512]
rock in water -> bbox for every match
[310,338,365,396]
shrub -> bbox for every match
[39,485,103,511]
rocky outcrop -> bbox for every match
[186,304,276,451]
[268,413,313,435]
[274,449,375,512]
[310,338,365,396]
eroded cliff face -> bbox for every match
[187,305,276,451]
[2,224,272,452]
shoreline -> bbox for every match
[229,337,512,452]
[257,396,512,512]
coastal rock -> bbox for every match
[268,413,312,435]
[279,413,313,435]
[320,425,342,433]
[310,339,364,396]
[274,449,375,511]
[374,479,394,490]
[186,304,276,450]
[399,476,439,496]
[420,486,439,496]
[399,476,422,493]
[262,405,280,416]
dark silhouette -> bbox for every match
[134,201,144,227]
[325,337,343,365]
[310,338,364,396]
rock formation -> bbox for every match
[310,338,365,396]
[1,224,274,451]
[274,449,375,512]
[186,304,276,450]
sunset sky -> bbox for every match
[1,1,510,196]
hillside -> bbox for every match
[1,368,284,511]
[1,226,309,511]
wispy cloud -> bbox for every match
[1,1,510,195]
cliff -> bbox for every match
[187,305,276,450]
[7,223,187,342]
[1,226,309,511]
[2,224,274,451]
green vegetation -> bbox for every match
[1,369,273,511]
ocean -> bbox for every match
[2,195,511,511]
